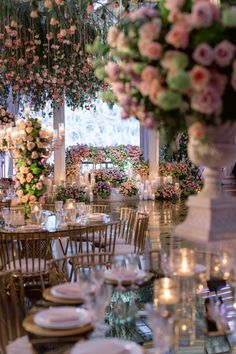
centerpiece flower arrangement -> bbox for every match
[119,180,139,197]
[14,117,52,215]
[156,184,181,201]
[55,185,88,203]
[94,168,126,186]
[90,0,236,136]
[93,181,111,199]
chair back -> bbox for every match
[90,204,109,214]
[67,222,120,268]
[0,231,51,287]
[133,214,149,253]
[0,271,25,354]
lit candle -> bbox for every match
[163,176,169,185]
[155,278,179,305]
[176,248,195,277]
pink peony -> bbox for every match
[139,19,162,41]
[193,43,214,66]
[138,40,162,59]
[138,82,151,96]
[210,71,228,95]
[165,24,189,49]
[191,86,221,115]
[192,1,213,28]
[190,65,210,91]
[214,40,235,67]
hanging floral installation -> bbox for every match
[0,0,116,111]
[14,117,52,214]
[0,107,15,126]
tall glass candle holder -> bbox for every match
[175,248,196,277]
[154,278,179,307]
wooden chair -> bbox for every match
[67,222,120,268]
[0,271,25,354]
[0,231,52,290]
[90,204,109,214]
[114,214,149,255]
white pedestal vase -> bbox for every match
[174,123,236,242]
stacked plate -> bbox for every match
[104,268,148,285]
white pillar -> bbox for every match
[7,88,19,177]
[53,102,65,184]
[148,129,159,179]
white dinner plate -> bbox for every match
[70,338,144,354]
[50,283,85,300]
[104,268,146,283]
[88,213,108,220]
[33,307,91,329]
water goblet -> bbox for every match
[2,207,10,230]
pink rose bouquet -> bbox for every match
[15,116,52,215]
[91,0,236,136]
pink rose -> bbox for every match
[165,24,189,49]
[139,19,162,41]
[86,4,94,14]
[27,142,35,151]
[31,151,38,159]
[192,1,213,28]
[191,86,221,115]
[149,79,164,105]
[105,62,120,80]
[107,26,119,46]
[36,182,43,190]
[141,66,161,82]
[193,43,214,66]
[138,81,151,96]
[210,71,228,95]
[138,40,162,59]
[21,195,29,203]
[214,40,235,67]
[129,8,159,21]
[190,65,210,91]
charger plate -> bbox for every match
[42,288,84,305]
[23,314,93,337]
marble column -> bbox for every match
[140,127,159,179]
[53,102,65,184]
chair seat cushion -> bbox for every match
[6,258,49,274]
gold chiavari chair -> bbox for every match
[119,207,135,241]
[90,204,109,214]
[114,214,149,255]
[67,222,120,268]
[0,231,52,290]
[0,271,25,354]
[48,253,112,285]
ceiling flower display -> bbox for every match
[0,0,113,111]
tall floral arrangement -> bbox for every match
[14,117,52,214]
[91,1,236,137]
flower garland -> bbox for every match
[14,118,52,214]
[119,180,139,197]
[91,1,236,137]
[66,144,147,177]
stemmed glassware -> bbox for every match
[2,207,10,230]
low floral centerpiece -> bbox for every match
[14,117,52,215]
[119,180,139,197]
[91,0,236,241]
[55,185,88,203]
[93,181,111,199]
[94,168,126,187]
